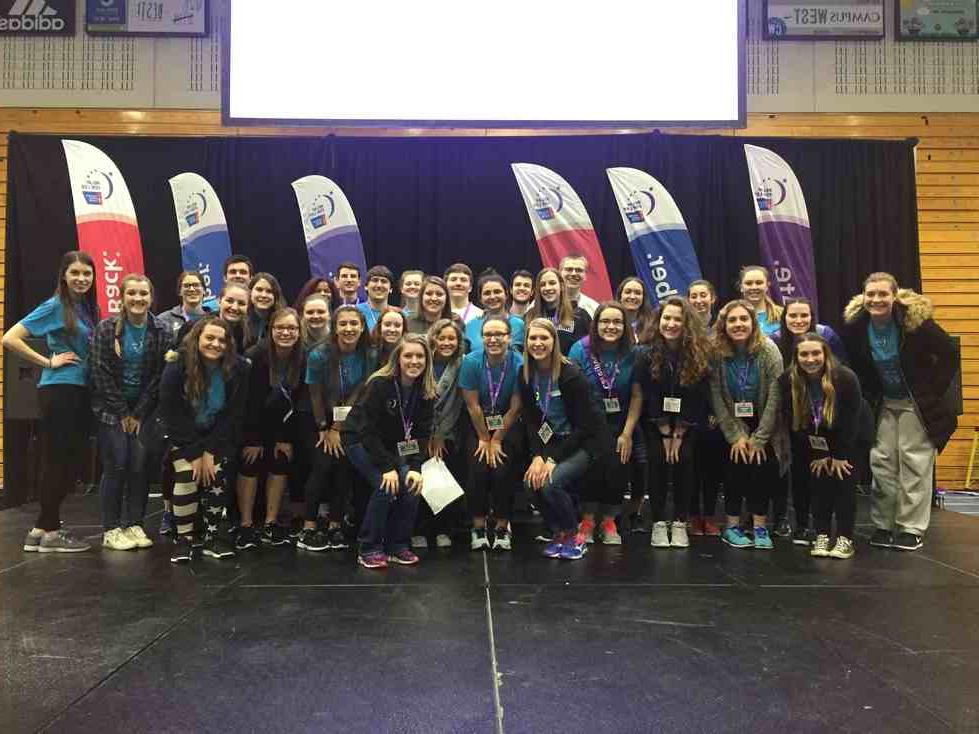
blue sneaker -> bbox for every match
[559,539,587,561]
[721,526,754,549]
[753,526,773,550]
[159,511,176,537]
[543,533,565,558]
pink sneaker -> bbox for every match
[388,548,420,565]
[358,551,388,569]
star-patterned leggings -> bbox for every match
[171,454,229,539]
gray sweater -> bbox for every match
[432,359,465,442]
[709,337,789,476]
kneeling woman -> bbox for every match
[341,334,436,569]
[160,316,250,563]
[780,333,862,559]
[520,319,607,560]
[236,308,307,549]
[710,300,789,550]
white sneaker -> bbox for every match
[828,536,855,559]
[670,521,689,548]
[103,527,137,551]
[411,535,428,549]
[125,525,153,548]
[471,529,490,551]
[650,521,670,548]
[435,533,452,548]
[492,529,512,551]
[810,534,831,558]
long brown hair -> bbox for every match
[645,297,711,386]
[265,307,304,390]
[418,275,453,321]
[367,333,437,399]
[179,316,239,406]
[788,332,838,430]
[299,293,331,348]
[245,272,285,344]
[587,301,635,358]
[55,250,99,335]
[526,268,574,328]
[712,299,766,358]
[616,276,657,343]
[427,318,465,366]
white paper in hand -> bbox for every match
[421,458,464,515]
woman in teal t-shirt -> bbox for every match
[3,251,99,554]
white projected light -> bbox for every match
[224,0,745,127]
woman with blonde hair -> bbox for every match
[738,265,783,337]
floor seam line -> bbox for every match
[483,553,505,734]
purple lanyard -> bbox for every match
[587,344,620,398]
[808,390,824,433]
[534,374,553,418]
[394,381,416,440]
[484,354,509,413]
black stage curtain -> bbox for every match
[3,131,920,503]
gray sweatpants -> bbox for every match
[869,398,936,536]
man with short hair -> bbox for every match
[510,269,534,317]
[444,263,483,324]
[202,255,254,311]
[357,265,393,330]
[560,254,598,317]
[335,261,363,306]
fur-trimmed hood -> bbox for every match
[843,288,934,333]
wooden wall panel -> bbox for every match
[0,109,977,487]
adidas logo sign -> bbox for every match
[0,0,66,32]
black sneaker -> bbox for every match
[328,527,349,550]
[235,526,259,551]
[297,528,330,552]
[261,523,291,547]
[202,535,236,559]
[288,517,304,540]
[629,512,647,534]
[773,517,793,538]
[892,532,923,552]
[170,536,194,564]
[792,527,816,546]
[869,529,893,549]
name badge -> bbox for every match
[604,397,621,414]
[398,439,420,457]
[663,397,682,414]
[556,324,573,333]
[333,406,351,423]
[486,414,505,431]
[538,422,554,445]
[808,435,829,451]
[734,402,754,418]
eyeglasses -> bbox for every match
[273,326,300,333]
[563,267,586,274]
[483,332,509,340]
[181,283,202,290]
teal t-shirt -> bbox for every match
[868,318,909,399]
[530,371,571,436]
[755,310,780,338]
[195,366,227,429]
[305,347,370,402]
[458,349,522,414]
[357,302,383,331]
[725,353,760,404]
[465,314,526,353]
[121,320,147,404]
[20,296,94,387]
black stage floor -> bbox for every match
[2,494,978,733]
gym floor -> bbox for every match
[1,494,977,733]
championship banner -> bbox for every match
[511,163,613,303]
[292,175,367,298]
[606,167,702,304]
[62,139,144,316]
[744,144,818,310]
[168,172,232,300]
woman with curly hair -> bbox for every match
[629,297,712,548]
[710,299,789,550]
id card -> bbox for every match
[808,435,829,451]
[333,406,351,422]
[604,397,621,414]
[538,422,554,445]
[734,402,754,418]
[398,439,420,457]
[663,397,681,414]
[486,414,505,431]
[556,324,573,333]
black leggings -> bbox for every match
[790,434,813,529]
[647,431,697,522]
[465,426,525,520]
[36,385,91,530]
[414,436,468,537]
[807,450,857,538]
[724,446,780,518]
[690,426,723,517]
[304,447,357,524]
[581,424,641,511]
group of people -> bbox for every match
[3,249,957,569]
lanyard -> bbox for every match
[484,353,509,413]
[587,344,620,397]
[808,387,824,433]
[461,302,474,323]
[534,374,554,418]
[733,355,754,401]
[394,380,416,440]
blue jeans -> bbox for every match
[345,442,420,554]
[98,422,149,530]
[525,448,591,534]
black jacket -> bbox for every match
[778,366,863,461]
[242,343,307,446]
[842,289,958,452]
[518,361,608,463]
[159,355,251,462]
[90,313,169,424]
[633,345,710,430]
[341,375,435,473]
